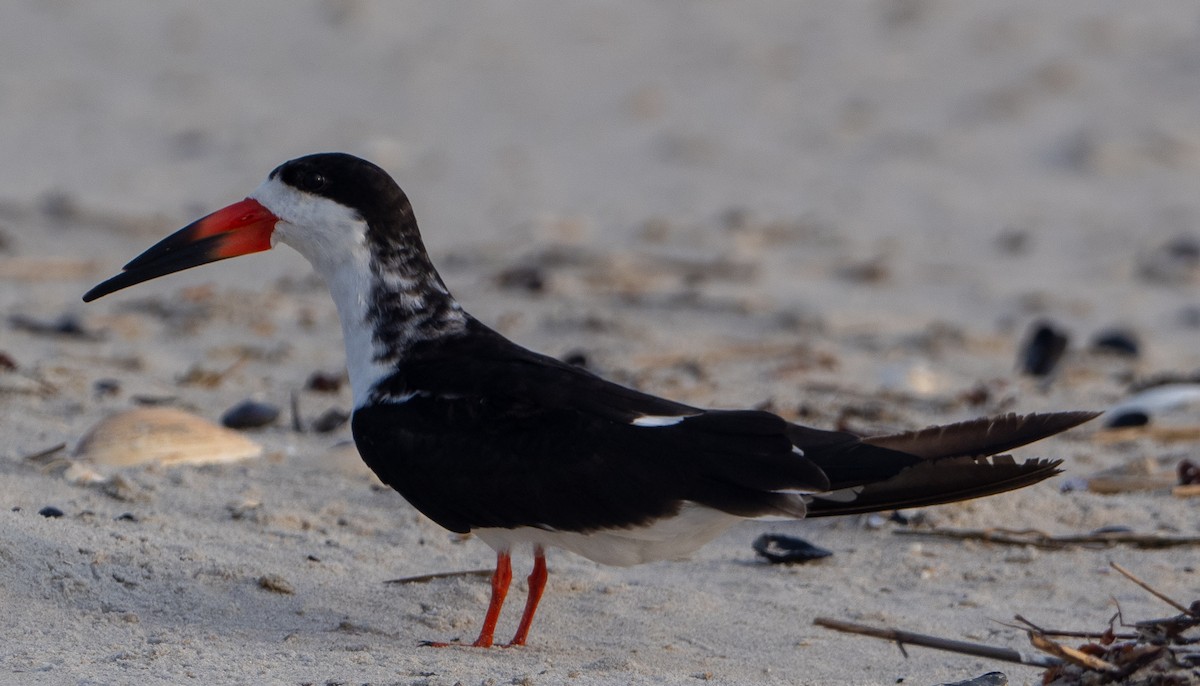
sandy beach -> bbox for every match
[1,3,1198,684]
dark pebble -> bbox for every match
[39,190,78,220]
[94,378,121,398]
[1179,459,1200,486]
[994,227,1031,255]
[132,395,178,406]
[38,506,64,518]
[495,265,545,293]
[1090,328,1140,357]
[9,313,102,341]
[311,408,349,433]
[305,370,345,393]
[1178,305,1200,328]
[752,533,833,565]
[1138,234,1200,283]
[0,351,16,371]
[1105,410,1149,428]
[115,513,138,522]
[221,400,280,429]
[560,350,589,368]
[1019,320,1069,377]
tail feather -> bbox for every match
[804,455,1062,517]
[795,411,1094,517]
[862,411,1098,460]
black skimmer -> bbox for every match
[84,153,1095,648]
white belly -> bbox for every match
[473,502,741,567]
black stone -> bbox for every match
[221,400,280,429]
[1091,329,1140,357]
[1019,321,1069,377]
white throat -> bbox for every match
[250,178,392,409]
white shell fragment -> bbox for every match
[75,407,263,467]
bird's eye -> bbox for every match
[298,170,328,192]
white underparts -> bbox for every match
[474,502,741,567]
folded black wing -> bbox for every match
[352,321,838,533]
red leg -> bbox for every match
[506,546,547,647]
[471,551,512,647]
[424,551,512,648]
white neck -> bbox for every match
[251,176,467,409]
[252,179,393,408]
[322,257,397,409]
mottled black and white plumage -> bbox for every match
[84,152,1096,647]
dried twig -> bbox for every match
[1109,562,1196,617]
[812,616,1061,668]
[21,442,67,463]
[385,569,493,585]
[894,527,1200,550]
[290,389,304,433]
[1009,614,1136,641]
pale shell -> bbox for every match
[75,407,263,467]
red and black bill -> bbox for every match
[83,198,278,302]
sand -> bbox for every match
[1,3,1198,684]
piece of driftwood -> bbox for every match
[1029,633,1119,673]
[816,563,1199,684]
[894,527,1200,550]
[811,617,1061,668]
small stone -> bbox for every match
[305,371,344,393]
[1105,410,1149,428]
[39,190,78,220]
[994,228,1031,255]
[311,408,349,433]
[495,265,545,293]
[1178,459,1199,485]
[9,313,102,341]
[93,379,121,398]
[561,350,589,368]
[257,574,295,595]
[221,400,280,429]
[1019,321,1069,377]
[38,506,64,518]
[1090,328,1140,357]
[1138,234,1200,283]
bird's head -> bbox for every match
[83,153,418,302]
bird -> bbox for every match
[83,152,1095,648]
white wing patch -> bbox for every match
[631,415,689,427]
